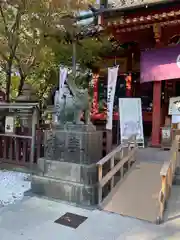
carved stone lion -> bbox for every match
[55,74,90,125]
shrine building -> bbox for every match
[91,0,180,147]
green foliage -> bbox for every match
[0,0,112,104]
[11,75,20,99]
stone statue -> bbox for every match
[55,74,90,125]
[32,73,102,207]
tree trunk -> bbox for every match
[18,76,25,96]
[5,69,11,102]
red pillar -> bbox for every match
[91,74,99,115]
[151,81,161,147]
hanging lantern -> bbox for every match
[125,74,132,97]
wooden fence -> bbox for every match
[158,135,180,224]
[0,126,112,168]
[97,136,137,205]
[0,129,44,167]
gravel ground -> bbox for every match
[0,170,30,207]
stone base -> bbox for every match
[173,168,180,185]
[31,158,98,205]
[37,158,98,185]
[32,123,102,206]
[44,124,102,164]
[173,175,180,185]
[175,167,180,175]
[31,175,97,205]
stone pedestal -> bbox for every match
[31,124,103,205]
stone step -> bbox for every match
[37,158,98,185]
[175,167,180,175]
[174,175,180,185]
[31,175,98,206]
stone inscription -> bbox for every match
[44,131,55,159]
[67,135,80,152]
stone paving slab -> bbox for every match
[0,196,180,239]
[136,148,171,164]
[164,185,180,222]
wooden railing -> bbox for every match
[0,129,44,167]
[97,136,137,205]
[0,126,113,168]
[158,135,180,224]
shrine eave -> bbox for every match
[103,0,178,18]
[102,0,180,26]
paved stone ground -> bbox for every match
[136,148,171,164]
[0,149,179,239]
[0,196,180,240]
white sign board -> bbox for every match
[162,128,171,139]
[5,116,14,133]
[172,115,180,124]
[119,98,144,147]
[169,97,180,115]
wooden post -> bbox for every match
[106,130,112,154]
[151,24,162,147]
[120,166,124,178]
[98,165,103,205]
[110,156,115,189]
[128,156,131,169]
[72,41,76,76]
[151,81,161,147]
[159,175,166,220]
[30,107,37,171]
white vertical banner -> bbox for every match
[53,67,68,123]
[59,67,68,98]
[53,90,59,123]
[54,90,59,106]
[106,66,119,130]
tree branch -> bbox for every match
[0,51,8,61]
[11,8,22,34]
[0,3,9,40]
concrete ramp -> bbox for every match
[101,148,169,223]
